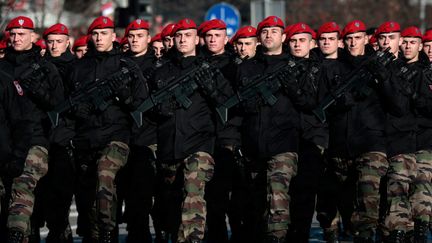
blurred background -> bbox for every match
[1,0,432,43]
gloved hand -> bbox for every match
[115,86,132,104]
[366,59,390,82]
[109,73,133,104]
[1,159,25,178]
[75,103,94,120]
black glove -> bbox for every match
[109,72,133,104]
[366,59,390,82]
[75,102,94,120]
[1,159,25,178]
[115,86,132,104]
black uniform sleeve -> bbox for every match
[414,69,432,117]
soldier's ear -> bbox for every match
[398,36,402,47]
[111,32,116,42]
[30,32,36,43]
[419,42,423,51]
[281,33,286,43]
[194,35,199,45]
[224,35,228,45]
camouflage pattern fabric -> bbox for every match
[410,150,432,224]
[351,151,388,238]
[7,146,49,235]
[384,153,416,233]
[177,151,215,242]
[95,141,129,232]
[266,152,298,238]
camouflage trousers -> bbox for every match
[177,151,215,242]
[410,150,432,224]
[92,141,129,236]
[266,152,298,238]
[351,151,388,238]
[7,146,49,235]
[384,153,417,233]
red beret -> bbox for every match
[173,18,197,33]
[287,22,314,39]
[200,19,226,35]
[120,36,129,46]
[125,19,150,36]
[423,29,432,42]
[342,20,366,38]
[230,26,257,44]
[257,16,284,33]
[198,21,210,35]
[369,34,377,45]
[161,23,176,39]
[375,21,400,36]
[0,39,7,49]
[87,16,114,34]
[43,23,69,38]
[151,33,162,43]
[401,26,422,38]
[73,35,88,50]
[317,22,340,38]
[6,16,34,31]
[35,39,46,49]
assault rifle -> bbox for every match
[47,61,140,126]
[215,59,303,123]
[312,48,395,123]
[130,61,225,127]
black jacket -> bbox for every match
[414,53,432,151]
[0,70,33,164]
[0,45,63,148]
[126,49,158,147]
[68,44,148,149]
[236,50,315,159]
[45,49,77,146]
[325,48,387,158]
[380,57,418,157]
[153,50,234,162]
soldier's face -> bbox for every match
[163,36,174,49]
[401,37,422,63]
[74,46,87,59]
[235,37,258,59]
[9,28,35,51]
[289,33,314,58]
[174,29,199,57]
[152,41,164,59]
[46,34,69,57]
[127,29,150,56]
[204,29,228,55]
[344,32,367,56]
[423,41,432,62]
[318,32,340,58]
[377,32,401,55]
[259,27,286,54]
[91,28,116,52]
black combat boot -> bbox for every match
[99,230,115,243]
[27,223,41,243]
[323,228,339,243]
[8,230,25,243]
[385,230,405,243]
[414,219,429,243]
[264,235,286,243]
[46,224,73,243]
[353,236,374,243]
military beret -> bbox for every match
[87,16,114,34]
[73,35,89,50]
[342,20,366,38]
[423,29,432,42]
[287,22,314,39]
[200,19,226,35]
[125,19,150,36]
[375,21,400,36]
[401,26,422,38]
[35,39,46,49]
[229,26,257,44]
[6,16,34,31]
[43,23,69,38]
[197,21,210,35]
[120,36,129,46]
[257,16,284,33]
[173,18,197,33]
[161,23,176,39]
[0,39,7,49]
[369,34,377,45]
[151,33,162,43]
[317,22,340,38]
